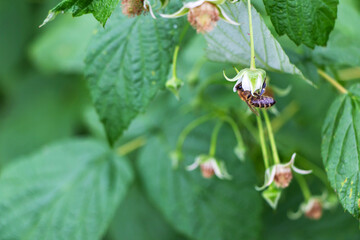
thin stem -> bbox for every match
[220,115,245,148]
[262,110,280,165]
[318,69,348,94]
[256,114,269,169]
[209,121,223,156]
[247,0,256,69]
[295,174,312,201]
[172,46,180,78]
[176,115,214,153]
[116,136,147,156]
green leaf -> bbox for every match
[105,184,185,240]
[43,0,119,26]
[322,84,360,218]
[30,14,98,74]
[0,139,133,240]
[137,118,263,239]
[85,7,184,144]
[263,0,339,48]
[313,0,360,66]
[205,2,306,80]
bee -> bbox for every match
[236,81,276,115]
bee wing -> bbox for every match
[245,101,259,116]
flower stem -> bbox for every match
[220,115,245,149]
[172,45,180,78]
[116,136,147,156]
[247,0,256,70]
[295,174,311,201]
[262,110,280,165]
[209,121,223,156]
[256,113,269,169]
[176,115,213,153]
[317,69,348,94]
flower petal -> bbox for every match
[292,165,312,175]
[255,166,276,191]
[223,69,244,82]
[160,5,190,18]
[217,6,240,25]
[144,0,156,19]
[186,158,200,171]
[241,72,252,92]
[183,0,206,9]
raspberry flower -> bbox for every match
[256,153,312,191]
[224,68,266,95]
[187,154,231,179]
[288,193,338,220]
[160,0,239,33]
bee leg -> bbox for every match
[245,101,259,116]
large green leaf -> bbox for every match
[322,84,360,218]
[137,116,262,240]
[0,139,133,240]
[43,0,119,26]
[105,184,185,240]
[205,2,305,78]
[263,0,338,48]
[313,0,360,67]
[85,7,183,145]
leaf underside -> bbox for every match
[205,2,304,79]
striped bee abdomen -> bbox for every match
[250,96,276,108]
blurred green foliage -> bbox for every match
[0,0,360,239]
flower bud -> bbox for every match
[234,143,246,161]
[166,76,183,100]
[187,2,220,33]
[122,0,144,17]
[274,165,293,188]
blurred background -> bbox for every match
[1,0,360,239]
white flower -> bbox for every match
[256,153,312,191]
[187,154,232,180]
[224,68,266,95]
[160,0,239,27]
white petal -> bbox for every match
[241,73,251,92]
[160,5,189,18]
[144,0,156,19]
[183,0,206,9]
[218,6,240,25]
[232,79,242,92]
[255,166,276,191]
[292,165,312,175]
[186,158,200,171]
[211,160,223,178]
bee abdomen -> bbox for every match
[251,96,276,108]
